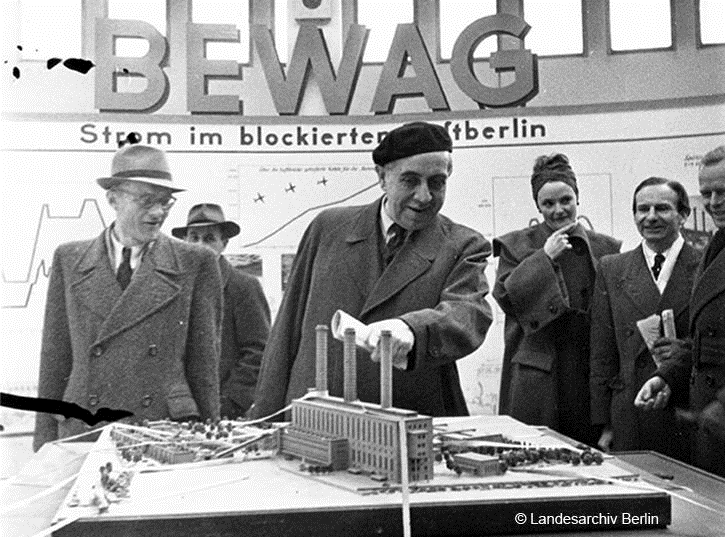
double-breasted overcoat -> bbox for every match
[493,222,621,445]
[589,243,700,458]
[33,231,223,451]
[659,229,725,476]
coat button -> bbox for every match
[89,395,99,406]
[148,344,158,357]
[92,346,103,357]
[705,375,716,388]
[530,320,540,330]
[141,395,153,407]
[626,328,635,337]
[706,327,716,337]
[548,305,558,314]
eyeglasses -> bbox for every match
[116,188,177,211]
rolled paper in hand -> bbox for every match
[331,310,373,351]
[661,309,676,339]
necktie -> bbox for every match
[384,223,406,266]
[651,253,665,280]
[117,247,133,290]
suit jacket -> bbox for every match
[659,229,725,475]
[218,255,270,417]
[493,222,621,435]
[589,243,700,455]
[251,197,493,418]
[33,231,223,451]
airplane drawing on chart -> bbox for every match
[254,192,265,203]
[317,177,328,186]
[285,182,296,193]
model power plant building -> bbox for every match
[279,325,434,483]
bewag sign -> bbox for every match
[95,14,538,115]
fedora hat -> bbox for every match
[172,204,240,239]
[97,144,185,192]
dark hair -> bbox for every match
[531,153,578,203]
[631,176,691,216]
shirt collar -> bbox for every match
[106,223,152,271]
[380,196,396,237]
[641,234,684,262]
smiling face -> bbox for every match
[634,184,686,251]
[536,181,578,231]
[377,151,451,231]
[108,180,176,246]
[699,159,725,230]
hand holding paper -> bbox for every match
[331,310,413,370]
[636,309,677,367]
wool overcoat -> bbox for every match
[589,243,700,458]
[33,231,223,451]
[218,255,270,417]
[659,229,725,476]
[493,222,621,444]
[251,197,493,418]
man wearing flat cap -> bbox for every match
[250,121,493,418]
[33,144,223,451]
[173,204,270,419]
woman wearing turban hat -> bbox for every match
[492,153,621,447]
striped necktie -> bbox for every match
[384,223,406,266]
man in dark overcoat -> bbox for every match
[590,177,700,459]
[33,144,223,451]
[249,122,493,419]
[173,204,271,418]
[636,145,725,477]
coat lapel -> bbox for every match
[690,244,725,329]
[95,234,182,345]
[342,200,384,301]
[658,243,700,322]
[361,218,440,316]
[619,248,661,318]
[71,232,123,321]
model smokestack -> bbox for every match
[315,324,329,394]
[343,328,357,402]
[380,330,393,408]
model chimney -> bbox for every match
[315,324,329,394]
[343,328,357,402]
[380,330,393,408]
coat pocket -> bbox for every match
[511,350,554,372]
[166,383,200,419]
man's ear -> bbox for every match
[106,189,118,209]
[375,165,386,188]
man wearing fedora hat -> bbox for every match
[173,204,270,419]
[250,122,493,419]
[33,144,224,451]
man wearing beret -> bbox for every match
[250,121,493,418]
[173,204,270,419]
[33,144,223,451]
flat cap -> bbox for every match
[372,122,452,166]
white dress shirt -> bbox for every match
[641,235,684,294]
[106,224,149,274]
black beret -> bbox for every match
[372,122,452,166]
